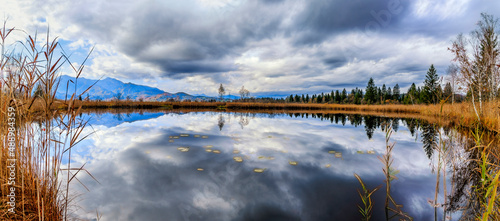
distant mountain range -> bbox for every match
[55,75,216,101]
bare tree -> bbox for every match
[239,86,250,100]
[449,13,500,119]
[218,84,225,101]
[446,64,459,104]
[114,92,122,101]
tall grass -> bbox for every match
[0,23,93,220]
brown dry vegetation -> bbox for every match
[1,27,90,220]
[61,100,500,133]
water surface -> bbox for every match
[69,111,451,220]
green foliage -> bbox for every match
[365,78,377,104]
[354,173,381,221]
[423,64,440,104]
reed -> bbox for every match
[0,23,93,220]
[354,173,380,221]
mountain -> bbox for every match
[146,92,213,101]
[56,75,165,100]
[55,75,217,101]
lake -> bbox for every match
[68,111,462,220]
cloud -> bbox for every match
[69,112,445,220]
[1,0,500,95]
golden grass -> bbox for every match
[64,100,500,134]
[1,26,91,220]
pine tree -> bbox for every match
[423,64,439,104]
[381,84,387,101]
[341,89,347,103]
[365,78,376,104]
[393,84,400,101]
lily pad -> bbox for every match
[197,168,204,171]
[357,151,364,154]
[289,161,298,166]
[205,149,213,152]
[180,134,189,137]
[194,135,200,138]
[328,150,336,154]
[204,145,213,148]
[202,136,209,139]
[325,164,331,168]
[367,150,375,154]
[177,147,189,152]
[233,156,243,162]
[253,168,265,173]
[213,150,221,154]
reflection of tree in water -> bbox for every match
[421,122,437,159]
[392,119,399,132]
[285,113,423,140]
[364,116,376,139]
[349,114,363,127]
[238,113,250,129]
[402,118,420,137]
[114,113,123,121]
[446,134,484,219]
[218,114,225,131]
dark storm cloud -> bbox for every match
[292,0,411,45]
[322,57,348,69]
[34,0,500,94]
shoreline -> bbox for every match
[47,100,499,134]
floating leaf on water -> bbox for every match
[233,150,240,154]
[180,134,189,137]
[267,156,275,160]
[197,168,204,171]
[325,164,331,168]
[204,145,213,148]
[233,156,243,162]
[166,155,171,159]
[281,150,288,153]
[289,161,298,166]
[145,151,151,154]
[267,135,273,138]
[367,150,375,154]
[213,150,221,154]
[328,150,336,154]
[253,168,265,173]
[173,136,180,139]
[205,149,213,152]
[194,135,200,138]
[258,156,265,159]
[169,140,174,143]
[202,136,209,139]
[177,147,190,152]
[169,136,173,138]
[335,153,342,158]
[357,151,364,154]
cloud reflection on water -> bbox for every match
[70,112,442,220]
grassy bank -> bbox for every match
[58,100,500,133]
[1,29,90,220]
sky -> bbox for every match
[1,0,499,97]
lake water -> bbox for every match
[69,111,458,220]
